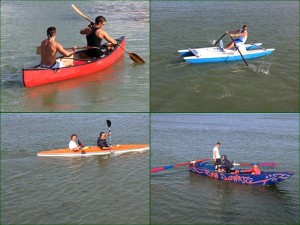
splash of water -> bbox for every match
[249,62,272,75]
[210,39,216,46]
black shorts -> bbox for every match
[215,158,221,165]
[86,45,109,58]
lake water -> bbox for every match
[1,1,149,112]
[1,113,149,224]
[151,113,299,224]
[151,1,299,112]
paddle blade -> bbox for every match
[151,165,174,173]
[71,4,93,23]
[106,120,111,128]
[151,158,210,173]
[129,53,145,64]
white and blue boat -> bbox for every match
[178,43,275,64]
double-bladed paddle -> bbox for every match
[71,4,145,64]
[106,120,112,146]
[151,158,210,173]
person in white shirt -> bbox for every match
[213,142,221,171]
[69,134,81,151]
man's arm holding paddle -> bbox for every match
[56,43,77,57]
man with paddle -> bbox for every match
[224,25,248,50]
[40,26,77,68]
[69,134,82,151]
[97,132,112,150]
[80,16,118,57]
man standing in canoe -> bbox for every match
[213,142,221,171]
[80,16,118,57]
[69,134,81,151]
[97,132,112,150]
[224,25,248,50]
[40,26,77,68]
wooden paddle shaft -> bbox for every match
[71,4,93,23]
[36,46,99,55]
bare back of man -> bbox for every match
[41,27,76,68]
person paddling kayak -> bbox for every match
[69,134,81,151]
[40,26,76,68]
[223,25,248,50]
[97,132,112,150]
[80,16,118,57]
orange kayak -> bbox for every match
[37,144,149,157]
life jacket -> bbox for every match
[251,165,261,175]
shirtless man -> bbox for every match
[224,25,248,50]
[80,16,117,57]
[40,26,76,68]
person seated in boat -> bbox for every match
[40,26,77,68]
[223,25,248,50]
[97,132,112,150]
[242,164,261,175]
[221,155,235,173]
[80,16,118,58]
[213,142,221,171]
[252,165,261,174]
[69,134,81,151]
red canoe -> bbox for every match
[23,36,125,87]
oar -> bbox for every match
[71,4,145,64]
[106,120,112,146]
[233,162,277,167]
[230,35,248,67]
[213,32,227,46]
[151,158,210,173]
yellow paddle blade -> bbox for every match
[71,4,93,23]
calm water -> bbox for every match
[151,114,299,224]
[151,1,299,112]
[0,1,149,112]
[1,113,149,224]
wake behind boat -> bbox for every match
[189,161,295,186]
[37,144,149,157]
[178,43,275,64]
